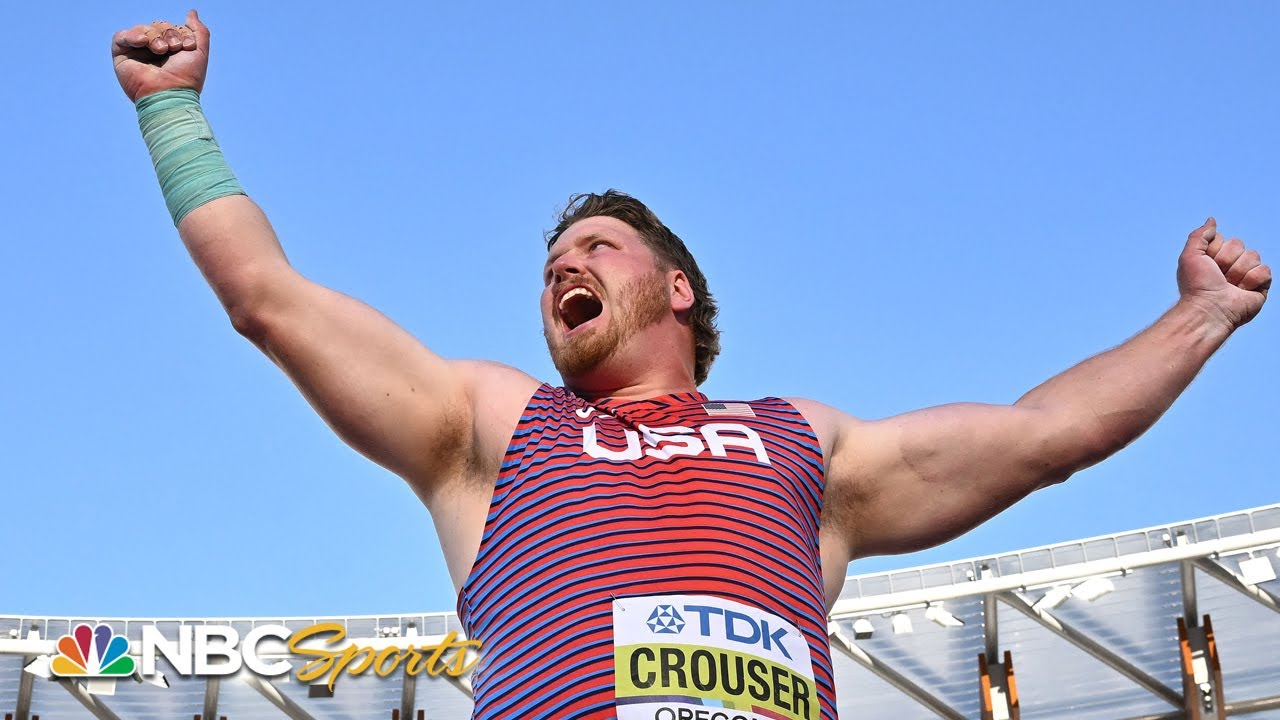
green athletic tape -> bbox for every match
[136,88,246,226]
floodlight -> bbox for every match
[1032,585,1072,612]
[86,678,117,696]
[134,669,169,689]
[851,618,874,640]
[1072,576,1115,602]
[924,604,964,628]
[23,655,51,679]
[890,613,913,635]
[1239,556,1277,586]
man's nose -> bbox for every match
[550,253,584,284]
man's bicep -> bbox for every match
[827,403,1071,560]
[244,275,511,487]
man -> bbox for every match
[113,12,1269,720]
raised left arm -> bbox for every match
[816,218,1270,571]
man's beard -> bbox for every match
[545,270,670,381]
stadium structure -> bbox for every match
[3,503,1278,719]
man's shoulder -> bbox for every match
[453,359,543,396]
[451,359,544,442]
[776,397,868,468]
[780,397,843,425]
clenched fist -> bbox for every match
[112,10,209,103]
[1178,218,1271,329]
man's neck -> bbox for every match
[560,323,698,401]
[563,348,697,402]
[567,377,699,403]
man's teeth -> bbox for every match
[559,287,595,310]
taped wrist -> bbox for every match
[136,88,246,226]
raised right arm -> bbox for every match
[114,12,539,501]
[183,196,506,486]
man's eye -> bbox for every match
[591,241,609,251]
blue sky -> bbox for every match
[1,1,1276,618]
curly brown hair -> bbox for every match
[545,190,721,386]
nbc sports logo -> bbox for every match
[51,623,136,677]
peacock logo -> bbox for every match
[50,623,137,677]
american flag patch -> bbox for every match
[702,402,756,417]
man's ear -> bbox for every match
[669,270,694,314]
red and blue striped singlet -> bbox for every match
[457,384,838,719]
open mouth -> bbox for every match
[558,286,604,331]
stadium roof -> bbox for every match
[3,503,1279,719]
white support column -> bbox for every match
[1182,559,1200,628]
[14,656,34,720]
[984,593,999,662]
[400,665,418,718]
[13,625,39,720]
[400,622,421,716]
[980,593,1019,719]
[202,675,220,720]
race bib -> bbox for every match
[613,594,818,720]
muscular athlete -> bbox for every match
[113,12,1270,720]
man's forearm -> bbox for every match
[135,89,295,325]
[137,89,245,226]
[1014,299,1233,471]
[177,195,293,327]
